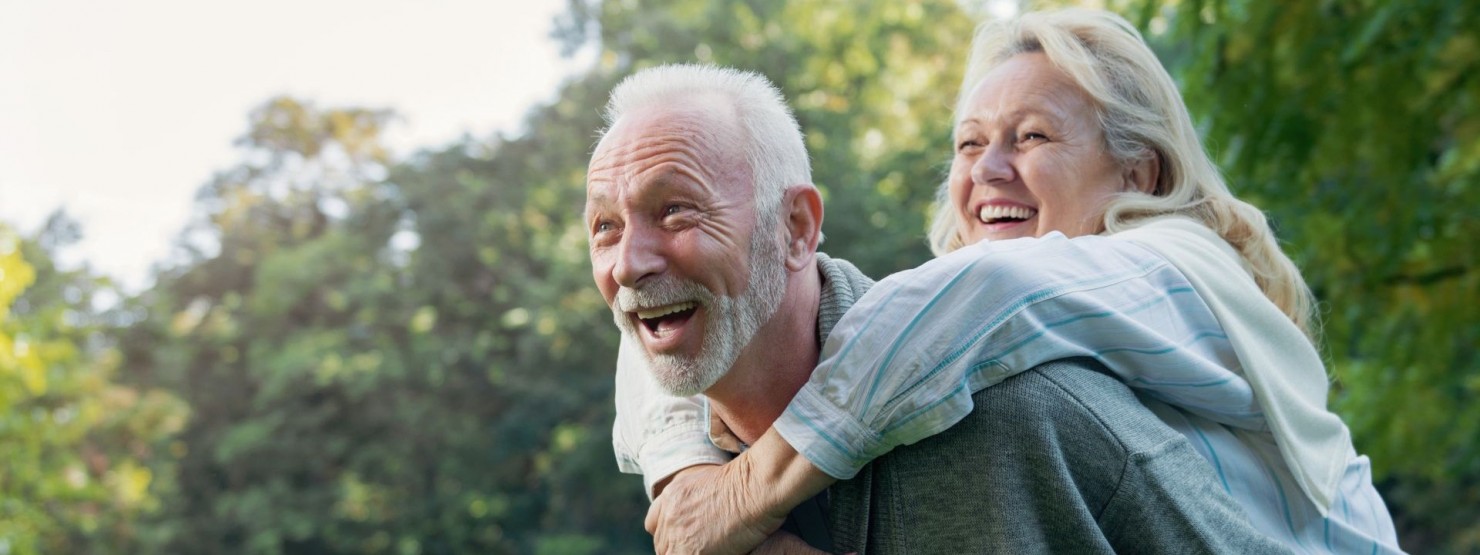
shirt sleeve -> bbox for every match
[612,334,732,499]
[773,232,1265,480]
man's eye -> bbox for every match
[663,205,684,216]
[1021,132,1048,142]
[594,220,615,234]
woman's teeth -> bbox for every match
[979,205,1037,223]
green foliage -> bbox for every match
[114,85,656,552]
[1122,0,1479,550]
[0,216,186,554]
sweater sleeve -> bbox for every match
[773,232,1263,480]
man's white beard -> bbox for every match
[612,229,787,397]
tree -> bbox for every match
[1114,0,1479,550]
[0,215,185,554]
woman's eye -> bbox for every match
[594,221,614,233]
[663,205,684,216]
[1021,132,1048,142]
[956,139,983,152]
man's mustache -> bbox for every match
[613,277,714,313]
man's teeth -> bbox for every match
[636,302,697,320]
[979,205,1037,223]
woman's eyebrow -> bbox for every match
[958,107,1061,128]
[1003,107,1062,124]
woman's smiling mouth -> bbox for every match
[978,204,1038,224]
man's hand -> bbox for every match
[645,463,779,555]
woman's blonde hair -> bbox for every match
[927,8,1318,338]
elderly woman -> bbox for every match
[622,9,1401,554]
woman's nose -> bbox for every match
[970,144,1015,187]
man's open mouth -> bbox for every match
[978,204,1037,225]
[635,302,699,334]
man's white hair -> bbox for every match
[602,64,813,229]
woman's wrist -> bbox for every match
[737,428,838,523]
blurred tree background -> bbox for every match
[0,0,1474,553]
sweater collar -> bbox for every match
[814,252,875,345]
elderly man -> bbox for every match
[585,64,1283,553]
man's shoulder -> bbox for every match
[828,358,1280,554]
[994,358,1180,455]
[826,358,1144,553]
[932,358,1159,474]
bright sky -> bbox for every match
[0,0,587,292]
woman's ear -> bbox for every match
[1122,150,1162,195]
[781,185,824,272]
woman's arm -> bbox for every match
[773,232,1259,482]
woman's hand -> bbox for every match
[645,429,837,554]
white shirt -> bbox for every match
[613,218,1402,553]
[613,337,730,496]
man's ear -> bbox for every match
[1122,150,1162,195]
[781,185,823,272]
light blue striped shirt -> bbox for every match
[615,230,1403,553]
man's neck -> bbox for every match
[704,264,823,446]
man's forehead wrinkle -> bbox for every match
[594,139,719,184]
[596,127,736,181]
[586,97,754,211]
[595,116,725,163]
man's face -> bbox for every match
[585,102,786,396]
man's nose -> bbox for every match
[612,223,666,288]
[970,143,1015,186]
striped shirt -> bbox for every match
[614,230,1403,553]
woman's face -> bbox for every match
[949,52,1139,245]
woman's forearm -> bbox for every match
[735,427,837,522]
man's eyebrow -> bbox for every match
[634,168,701,196]
[584,191,616,214]
[585,166,704,213]
[645,170,688,190]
